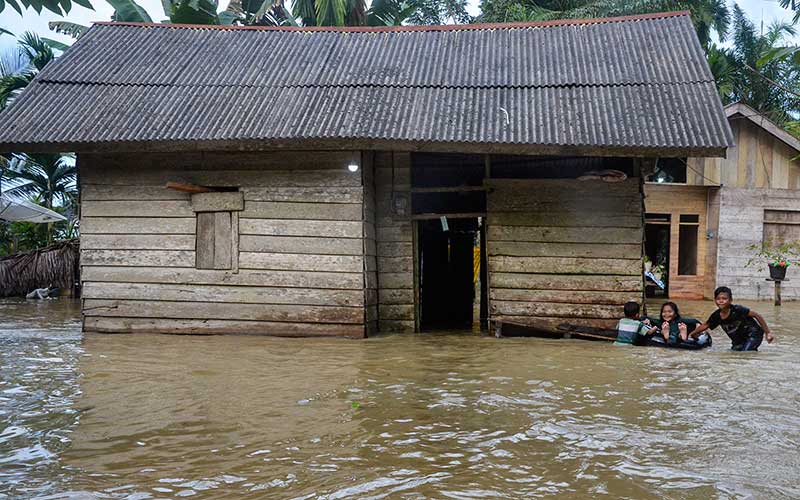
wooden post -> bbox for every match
[766,278,787,306]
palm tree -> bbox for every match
[2,154,77,211]
[477,0,729,47]
[724,5,799,125]
[0,32,56,110]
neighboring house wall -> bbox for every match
[643,184,713,299]
[79,151,370,338]
[689,118,800,189]
[486,178,643,333]
[682,111,800,300]
[716,188,800,300]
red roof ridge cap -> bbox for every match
[93,11,691,33]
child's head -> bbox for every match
[660,301,680,322]
[714,286,732,308]
[623,301,640,319]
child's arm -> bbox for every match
[688,322,710,339]
[748,310,775,344]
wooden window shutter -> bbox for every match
[192,192,243,271]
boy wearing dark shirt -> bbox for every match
[689,286,775,351]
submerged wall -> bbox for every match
[486,178,644,333]
[79,151,370,338]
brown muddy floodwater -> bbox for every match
[1,298,799,499]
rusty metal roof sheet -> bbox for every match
[0,11,734,155]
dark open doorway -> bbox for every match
[418,217,483,330]
[645,213,671,298]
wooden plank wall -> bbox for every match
[643,184,711,299]
[486,178,643,332]
[716,188,800,300]
[362,152,378,335]
[374,152,415,332]
[79,151,369,338]
[691,120,800,189]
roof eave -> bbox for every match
[0,137,729,159]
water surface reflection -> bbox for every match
[1,299,798,499]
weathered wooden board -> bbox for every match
[201,151,359,170]
[489,256,641,275]
[213,212,233,269]
[488,226,642,244]
[196,212,216,269]
[377,256,414,273]
[488,241,641,259]
[82,168,362,187]
[378,272,414,289]
[491,301,620,319]
[81,217,196,235]
[83,299,364,323]
[239,219,362,238]
[242,186,364,203]
[82,184,190,201]
[493,315,617,332]
[485,178,639,196]
[82,266,364,289]
[81,234,196,251]
[83,282,364,306]
[490,288,640,305]
[377,226,412,243]
[82,250,195,267]
[488,211,642,228]
[490,272,642,291]
[488,196,640,213]
[377,242,414,257]
[239,235,363,255]
[191,192,244,212]
[84,317,365,338]
[242,202,362,221]
[378,288,415,305]
[82,200,194,218]
[379,304,415,320]
[239,252,363,273]
[377,320,415,332]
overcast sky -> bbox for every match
[0,1,797,52]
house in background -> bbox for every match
[645,102,800,300]
[0,13,732,337]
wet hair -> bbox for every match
[660,301,680,322]
[623,301,640,318]
[714,286,732,299]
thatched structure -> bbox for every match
[0,238,79,297]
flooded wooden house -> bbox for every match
[0,12,732,337]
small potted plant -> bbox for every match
[746,240,800,280]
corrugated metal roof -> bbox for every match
[0,12,734,155]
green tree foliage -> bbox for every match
[477,0,728,47]
[0,0,92,16]
[719,5,799,125]
[0,32,57,110]
[2,154,77,210]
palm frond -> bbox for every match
[48,21,89,39]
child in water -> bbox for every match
[616,301,658,345]
[689,286,775,351]
[657,301,694,345]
